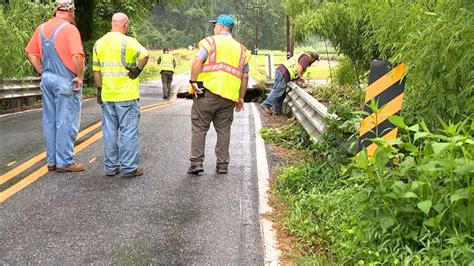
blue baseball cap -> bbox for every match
[211,14,235,29]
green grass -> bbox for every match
[82,86,97,98]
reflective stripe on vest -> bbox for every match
[282,53,308,80]
[159,54,174,72]
[195,34,251,102]
[200,37,247,77]
[94,32,142,101]
[92,35,137,72]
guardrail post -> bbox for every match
[265,54,274,80]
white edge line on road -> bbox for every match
[251,103,281,265]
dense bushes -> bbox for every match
[263,90,473,263]
[266,1,474,263]
[0,2,51,79]
[285,0,474,128]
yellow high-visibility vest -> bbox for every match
[192,34,251,102]
[159,54,175,72]
[92,32,149,102]
[282,53,309,80]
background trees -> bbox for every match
[1,0,287,80]
[135,0,287,51]
[285,0,474,127]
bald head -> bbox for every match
[111,12,129,34]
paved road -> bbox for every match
[0,74,264,264]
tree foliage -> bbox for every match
[285,0,474,128]
[136,0,287,51]
[0,1,51,79]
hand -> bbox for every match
[72,76,83,91]
[235,98,244,112]
[96,87,102,105]
[191,83,203,98]
[127,67,142,79]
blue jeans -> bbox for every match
[40,72,81,167]
[101,100,141,174]
[261,71,287,114]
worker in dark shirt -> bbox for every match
[261,52,319,115]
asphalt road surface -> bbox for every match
[0,75,264,264]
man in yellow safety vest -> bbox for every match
[92,12,149,178]
[157,48,176,99]
[261,52,319,115]
[187,14,251,175]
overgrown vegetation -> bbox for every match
[264,84,473,264]
[286,0,474,127]
[263,1,473,263]
[0,1,51,79]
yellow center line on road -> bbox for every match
[0,131,103,203]
[0,99,184,203]
[0,100,174,186]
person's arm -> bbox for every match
[65,26,85,90]
[93,71,102,88]
[93,70,102,104]
[236,72,249,112]
[297,64,305,79]
[137,56,149,70]
[27,54,42,75]
[72,54,84,91]
[127,39,149,79]
[190,56,204,96]
[297,55,311,79]
[25,28,42,76]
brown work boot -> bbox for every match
[56,163,85,172]
[187,164,204,175]
[216,163,228,174]
[261,105,272,115]
[47,165,56,172]
[120,168,144,178]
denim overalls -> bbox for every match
[39,22,82,167]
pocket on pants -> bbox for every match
[58,82,75,97]
[121,101,140,126]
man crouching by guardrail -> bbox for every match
[261,52,319,115]
[25,0,85,172]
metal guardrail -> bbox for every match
[0,77,41,100]
[285,81,338,141]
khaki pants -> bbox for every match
[190,90,235,166]
[161,71,173,98]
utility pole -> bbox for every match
[286,15,291,59]
[244,0,266,66]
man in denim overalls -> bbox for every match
[25,0,85,172]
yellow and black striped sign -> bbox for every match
[358,61,406,157]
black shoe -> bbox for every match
[120,168,143,178]
[105,169,120,177]
[187,165,204,175]
[47,165,56,172]
[216,164,228,174]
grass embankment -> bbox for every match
[261,61,473,264]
